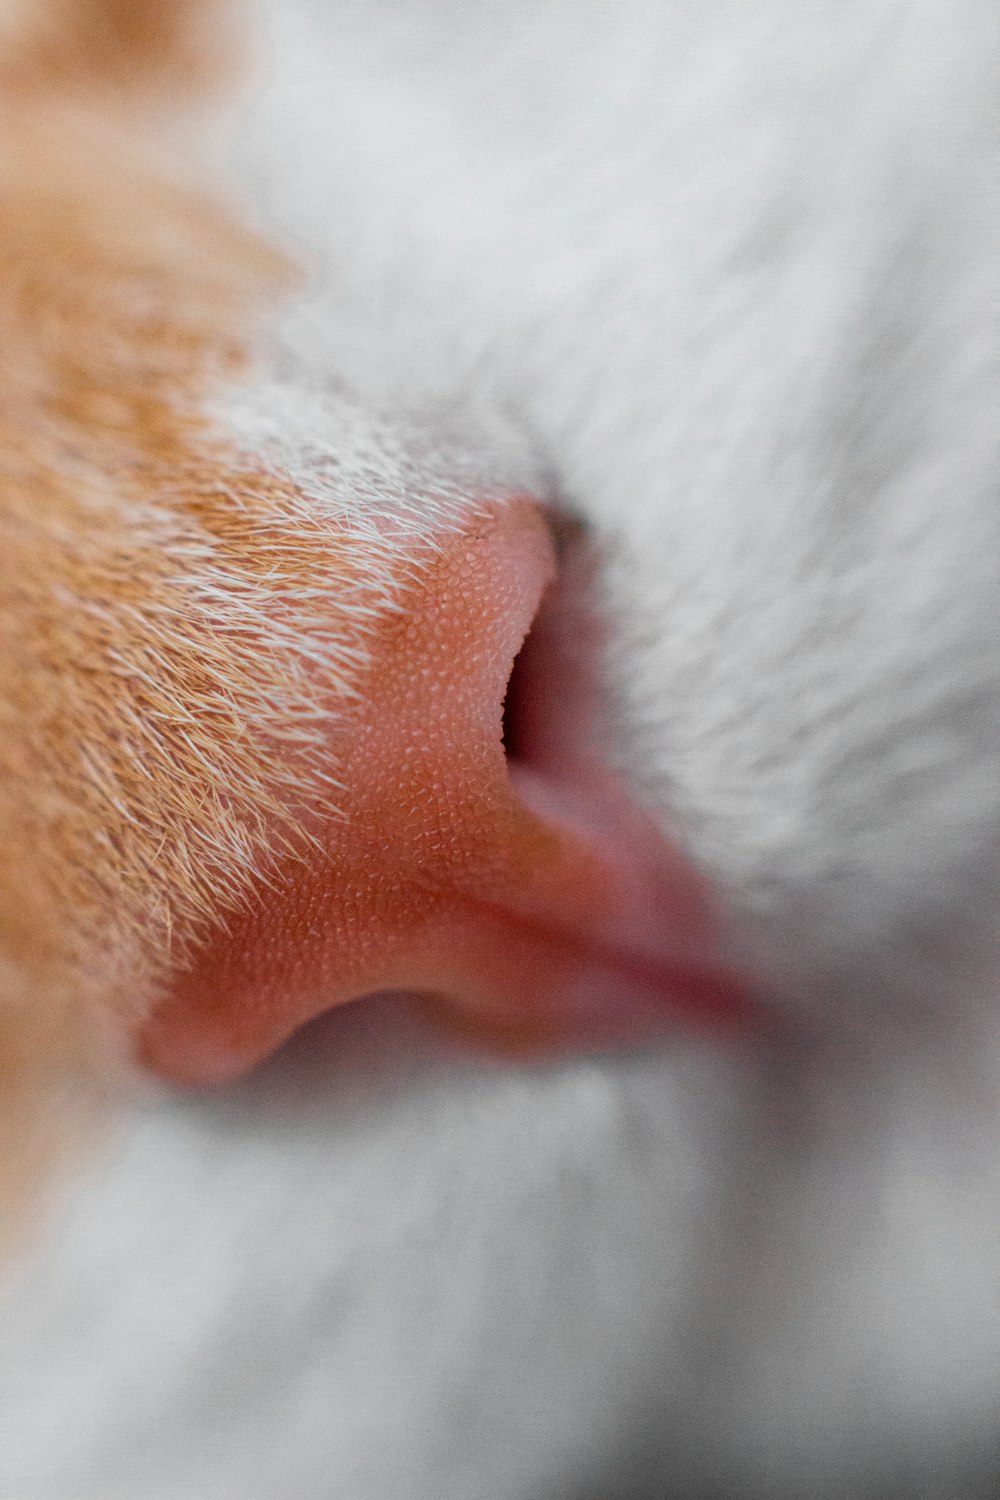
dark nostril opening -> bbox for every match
[501,512,604,778]
[501,604,545,767]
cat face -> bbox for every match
[1,0,997,1202]
[1,3,997,1496]
[0,0,749,1203]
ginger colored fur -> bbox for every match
[0,3,426,1227]
[0,0,239,97]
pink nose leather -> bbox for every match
[140,499,748,1085]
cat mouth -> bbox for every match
[139,498,750,1085]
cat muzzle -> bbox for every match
[139,498,750,1083]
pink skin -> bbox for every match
[140,500,750,1086]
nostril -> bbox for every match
[499,601,546,769]
[501,513,608,777]
[500,514,629,849]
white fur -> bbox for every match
[2,2,998,1495]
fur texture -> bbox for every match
[0,1,997,1496]
[0,3,524,1214]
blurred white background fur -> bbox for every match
[2,2,998,1494]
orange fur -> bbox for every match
[0,0,239,97]
[0,4,418,1230]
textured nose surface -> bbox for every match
[140,499,746,1085]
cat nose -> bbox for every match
[140,498,749,1084]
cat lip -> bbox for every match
[438,764,752,1052]
[419,888,751,1055]
[139,497,750,1086]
